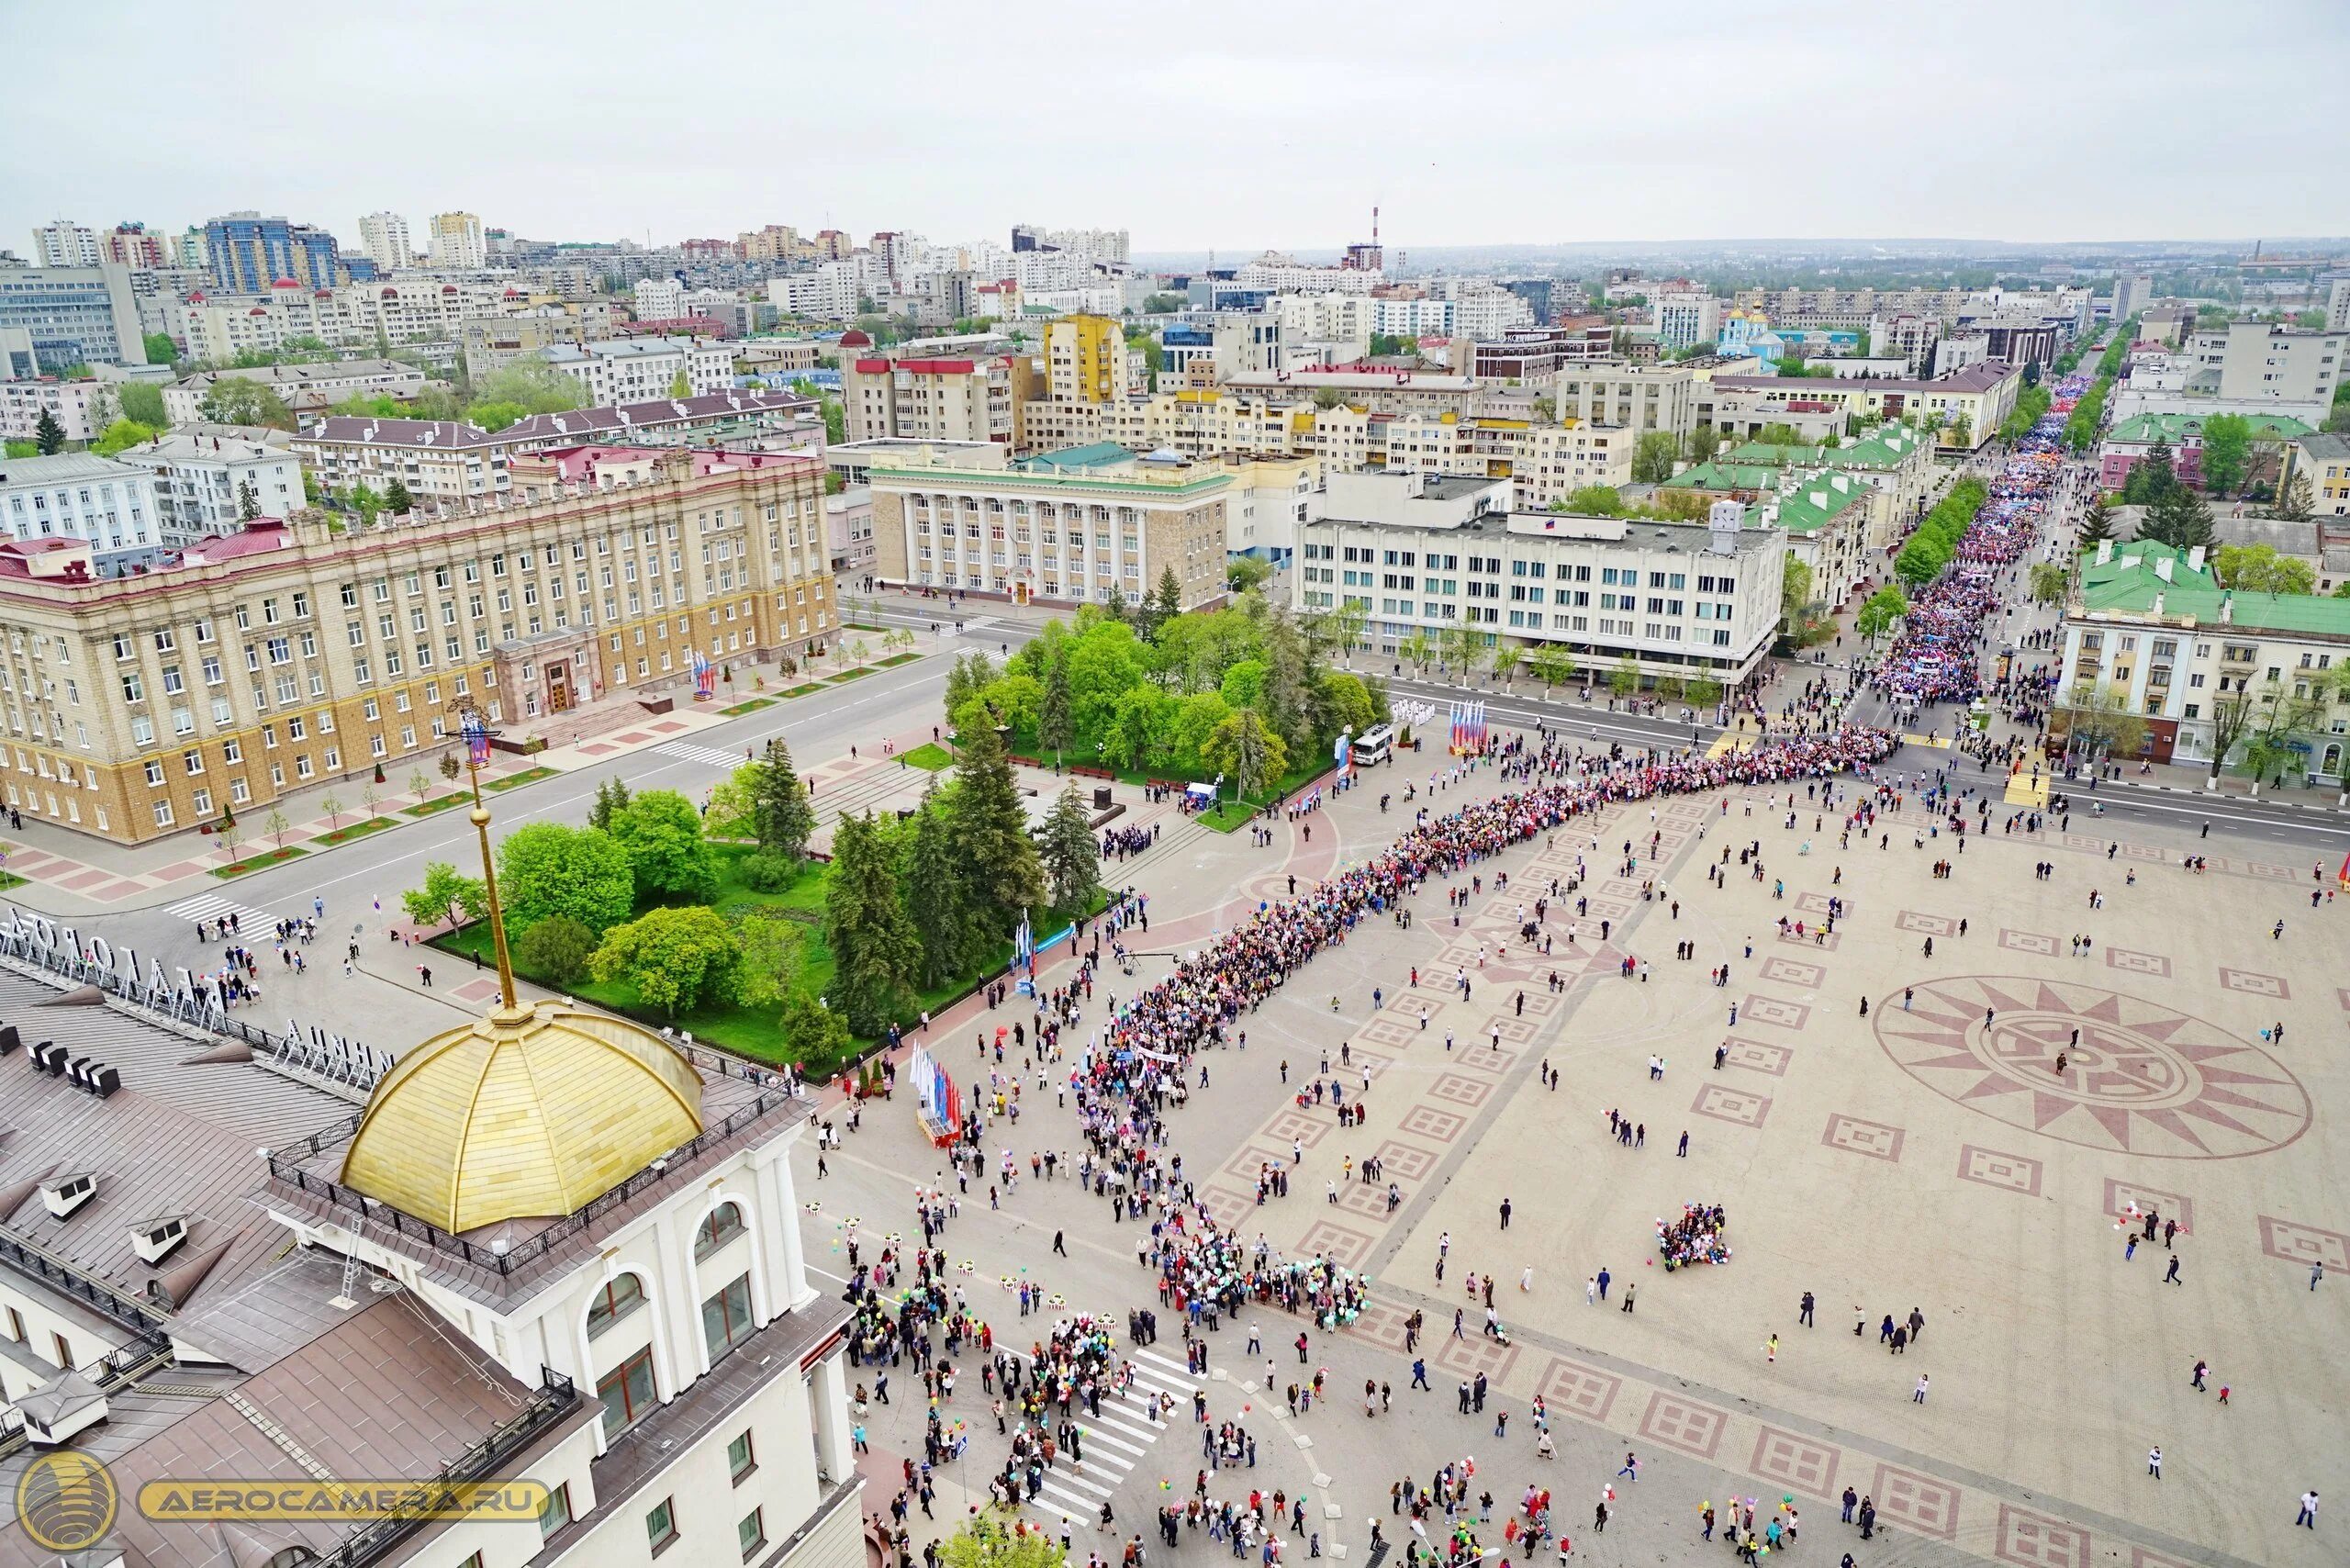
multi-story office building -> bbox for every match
[113,429,305,543]
[2110,274,2153,324]
[1652,291,1721,353]
[0,453,165,570]
[201,211,345,292]
[462,304,617,375]
[1550,362,1698,446]
[0,264,148,372]
[870,442,1230,610]
[542,338,734,404]
[357,208,415,268]
[1219,367,1481,418]
[2185,320,2347,407]
[2060,537,2350,779]
[1705,362,2020,451]
[428,210,487,269]
[1369,413,1634,510]
[163,357,430,423]
[28,220,101,268]
[0,378,114,445]
[840,333,1022,445]
[0,456,833,840]
[1454,322,1613,381]
[0,939,860,1568]
[1292,470,1783,689]
[1040,314,1134,405]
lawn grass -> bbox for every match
[720,697,778,716]
[900,743,954,771]
[214,845,308,878]
[0,870,28,891]
[779,682,827,698]
[403,793,472,819]
[486,766,561,793]
[426,845,1102,1078]
[824,666,874,683]
[312,816,398,846]
[876,652,922,668]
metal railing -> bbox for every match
[0,1228,170,1341]
[297,1370,580,1568]
[268,1061,801,1279]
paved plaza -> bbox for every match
[795,736,2344,1568]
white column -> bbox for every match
[652,1207,711,1384]
[756,1142,815,1310]
[808,1352,854,1484]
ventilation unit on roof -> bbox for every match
[28,1039,67,1074]
[131,1215,189,1264]
[40,1172,96,1220]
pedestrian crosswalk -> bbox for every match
[652,739,750,770]
[957,618,998,638]
[1029,1345,1202,1526]
[163,891,280,929]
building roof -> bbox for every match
[1016,442,1140,473]
[111,431,293,465]
[300,416,503,450]
[1763,471,1874,534]
[2295,432,2350,464]
[2076,540,2350,638]
[2104,411,2315,446]
[1662,462,1783,493]
[172,359,420,392]
[339,1000,706,1235]
[543,336,714,363]
[1712,361,2018,396]
[0,453,151,487]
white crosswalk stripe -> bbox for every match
[1019,1352,1211,1527]
[652,739,749,770]
[163,892,280,927]
[957,618,998,637]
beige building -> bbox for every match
[1704,363,2020,452]
[1369,413,1634,509]
[839,331,1024,446]
[2281,432,2350,519]
[1550,362,1698,446]
[870,442,1228,610]
[0,457,832,843]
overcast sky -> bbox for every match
[8,0,2345,257]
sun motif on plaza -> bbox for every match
[1874,976,2311,1159]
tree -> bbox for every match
[1146,566,1184,640]
[2202,683,2262,785]
[588,776,632,833]
[264,808,291,847]
[1559,485,1626,516]
[2234,678,2326,789]
[1226,555,1273,594]
[2215,543,2315,596]
[936,1514,1067,1568]
[824,811,921,1034]
[589,906,742,1016]
[141,332,179,368]
[2270,471,2314,521]
[118,380,167,427]
[1528,645,1578,690]
[1631,430,1679,484]
[1685,675,1722,709]
[1781,556,1815,622]
[903,778,975,985]
[3,440,35,459]
[91,419,158,455]
[1203,707,1286,801]
[1038,782,1100,914]
[610,789,722,904]
[1399,628,1435,676]
[1688,424,1722,464]
[466,356,587,418]
[237,477,260,521]
[2195,414,2253,498]
[2078,495,2116,545]
[2022,359,2042,387]
[776,991,852,1067]
[2059,682,2145,764]
[1312,387,1346,411]
[1854,584,1908,644]
[2029,562,2069,606]
[748,737,816,860]
[33,409,66,454]
[1608,656,1641,697]
[2125,438,2177,506]
[516,915,597,987]
[669,369,691,399]
[1490,645,1525,689]
[2142,484,2214,553]
[1037,649,1074,764]
[498,822,635,935]
[383,476,414,515]
[947,725,1045,944]
[196,378,295,431]
[401,861,488,935]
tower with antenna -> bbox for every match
[1344,205,1384,274]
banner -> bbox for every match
[464,710,492,768]
[1333,729,1351,780]
[691,648,716,700]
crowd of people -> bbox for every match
[1656,1203,1732,1271]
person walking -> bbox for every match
[1799,1291,1816,1327]
[1619,1283,1635,1314]
[2164,1254,2182,1285]
[1912,1374,1930,1403]
[2295,1490,2318,1529]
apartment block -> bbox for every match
[0,453,165,569]
[1550,362,1698,445]
[542,337,734,403]
[356,209,414,268]
[1370,413,1634,509]
[1704,362,2020,452]
[870,442,1229,610]
[163,358,430,423]
[2187,320,2347,407]
[1292,471,1782,689]
[201,211,344,293]
[427,211,487,269]
[113,429,305,543]
[840,335,1021,445]
[0,457,832,841]
[28,221,102,268]
[2282,433,2350,518]
[0,379,114,445]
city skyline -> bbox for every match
[8,0,2347,256]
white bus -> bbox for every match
[1353,724,1395,765]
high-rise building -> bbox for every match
[28,220,100,268]
[0,263,148,371]
[202,210,344,291]
[357,208,415,269]
[428,210,487,269]
[170,225,208,269]
[1041,314,1133,405]
[2325,276,2350,333]
[99,221,166,268]
[2110,274,2153,323]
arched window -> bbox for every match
[696,1202,746,1260]
[585,1272,646,1338]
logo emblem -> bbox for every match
[17,1450,118,1551]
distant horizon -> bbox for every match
[7,0,2344,255]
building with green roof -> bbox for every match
[2097,411,2315,495]
[2060,537,2350,780]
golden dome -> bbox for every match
[339,1000,705,1235]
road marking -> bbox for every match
[652,739,750,770]
[163,891,281,926]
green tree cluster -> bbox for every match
[1893,478,1989,588]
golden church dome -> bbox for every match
[339,1000,705,1235]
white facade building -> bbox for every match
[1293,473,1783,688]
[1652,291,1722,353]
[428,210,487,268]
[0,451,165,568]
[114,429,304,541]
[29,220,102,268]
[0,378,113,445]
[357,209,415,268]
[542,338,734,404]
[768,262,861,320]
[1371,297,1457,339]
